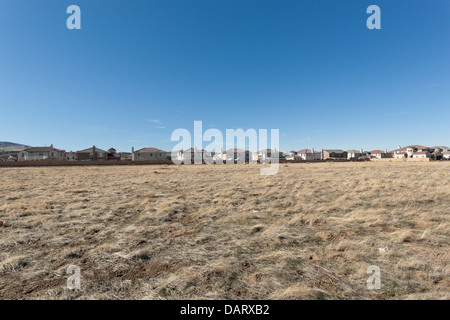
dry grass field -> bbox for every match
[0,162,449,300]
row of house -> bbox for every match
[173,148,285,163]
[11,144,450,162]
[287,148,366,160]
[16,145,132,162]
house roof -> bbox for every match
[414,151,430,154]
[369,150,388,154]
[135,147,167,153]
[431,146,450,150]
[347,149,363,153]
[407,145,429,150]
[77,147,108,153]
[24,146,64,153]
[393,145,429,152]
[226,148,248,153]
[323,149,345,153]
[183,148,206,153]
[297,149,320,154]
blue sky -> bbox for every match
[0,0,449,152]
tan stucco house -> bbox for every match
[132,147,169,161]
[18,145,66,161]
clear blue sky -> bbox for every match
[1,0,449,152]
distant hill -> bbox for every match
[0,141,31,152]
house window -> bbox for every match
[98,153,104,157]
[138,153,142,157]
[22,153,25,157]
[39,153,44,156]
[160,153,163,157]
[150,153,153,157]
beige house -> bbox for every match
[295,149,321,160]
[132,147,169,161]
[76,146,109,161]
[18,145,66,161]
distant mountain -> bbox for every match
[0,141,31,152]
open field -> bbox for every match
[0,162,449,300]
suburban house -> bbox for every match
[431,146,450,153]
[119,152,132,160]
[347,149,368,160]
[295,149,321,160]
[412,151,431,159]
[287,151,298,160]
[392,145,431,159]
[258,149,285,161]
[429,146,450,160]
[321,149,347,160]
[66,151,77,161]
[106,148,121,161]
[18,145,66,161]
[368,150,392,159]
[225,149,251,162]
[132,147,169,161]
[76,146,109,161]
[211,149,249,162]
[0,151,19,161]
[174,148,209,163]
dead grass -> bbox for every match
[0,162,448,300]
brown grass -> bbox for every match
[0,162,448,300]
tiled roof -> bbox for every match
[77,147,108,153]
[24,146,64,153]
[323,149,345,153]
[135,147,167,153]
[407,145,429,150]
[226,148,248,153]
[297,149,320,154]
[183,148,206,152]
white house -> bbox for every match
[392,145,431,159]
[412,151,431,159]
